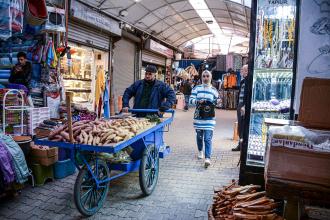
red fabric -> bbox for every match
[26,0,47,18]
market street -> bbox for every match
[0,109,240,220]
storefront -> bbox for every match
[142,39,173,83]
[112,37,137,112]
[239,0,299,186]
[65,0,121,110]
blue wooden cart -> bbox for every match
[35,109,174,216]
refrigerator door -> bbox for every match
[246,0,297,167]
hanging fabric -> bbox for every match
[0,141,15,185]
[25,0,48,26]
[0,134,29,184]
[103,74,110,119]
[227,73,237,88]
[95,68,105,117]
[226,54,234,71]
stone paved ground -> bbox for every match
[0,109,240,220]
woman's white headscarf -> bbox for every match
[202,70,212,85]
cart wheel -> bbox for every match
[74,160,110,217]
[139,144,159,196]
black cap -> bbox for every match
[145,65,157,73]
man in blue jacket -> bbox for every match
[122,65,176,113]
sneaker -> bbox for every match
[232,143,241,152]
[205,158,211,168]
[198,151,204,159]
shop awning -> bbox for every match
[80,0,250,52]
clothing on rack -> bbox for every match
[226,54,234,71]
[95,68,105,117]
[233,54,243,71]
[0,134,29,184]
[216,55,226,71]
[103,79,110,119]
[223,73,238,89]
[219,89,239,109]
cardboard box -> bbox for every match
[265,145,330,188]
[30,146,58,166]
[298,77,330,130]
[265,78,330,188]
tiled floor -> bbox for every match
[0,109,240,220]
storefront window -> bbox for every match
[60,44,108,109]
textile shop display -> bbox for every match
[218,89,239,110]
[25,0,47,26]
[216,55,226,71]
[226,54,234,72]
[0,133,29,184]
[0,141,16,185]
[233,54,243,71]
[223,73,238,89]
[0,0,24,40]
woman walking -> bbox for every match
[189,70,218,168]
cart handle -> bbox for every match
[129,109,175,117]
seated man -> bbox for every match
[122,65,176,114]
[9,52,32,89]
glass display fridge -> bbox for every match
[239,0,299,185]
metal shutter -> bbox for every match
[142,50,166,66]
[68,21,109,51]
[113,38,136,110]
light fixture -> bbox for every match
[119,9,128,17]
[189,0,223,36]
[134,0,142,2]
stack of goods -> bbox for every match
[0,0,24,40]
[209,180,283,220]
[0,89,28,133]
[27,107,50,135]
[30,145,58,166]
[270,126,330,153]
[0,133,30,194]
[266,126,330,188]
[29,87,44,107]
[48,117,154,146]
[34,119,60,138]
[252,99,290,113]
[59,102,97,121]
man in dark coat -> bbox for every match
[122,65,176,113]
[9,52,31,89]
[232,65,248,151]
[181,79,192,111]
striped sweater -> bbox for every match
[189,84,219,130]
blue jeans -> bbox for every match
[196,129,213,159]
[184,95,190,109]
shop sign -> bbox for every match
[70,0,121,36]
[262,0,294,6]
[145,39,174,58]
